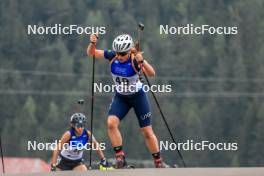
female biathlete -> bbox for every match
[87,33,166,168]
[51,113,109,171]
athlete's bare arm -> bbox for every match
[135,53,156,77]
[87,131,105,160]
[51,132,71,166]
[87,34,104,59]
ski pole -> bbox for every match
[0,133,5,173]
[137,22,187,167]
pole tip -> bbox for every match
[78,99,84,105]
[138,22,144,30]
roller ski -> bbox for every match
[98,158,115,170]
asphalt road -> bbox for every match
[2,167,264,176]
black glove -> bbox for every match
[50,164,56,171]
[99,158,109,167]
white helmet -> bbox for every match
[112,34,134,52]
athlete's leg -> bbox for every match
[132,91,158,152]
[107,93,131,168]
[73,164,88,171]
[140,125,159,153]
[107,115,122,147]
[108,93,130,148]
[133,90,166,167]
[108,115,128,168]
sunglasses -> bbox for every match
[116,52,128,56]
[73,123,85,128]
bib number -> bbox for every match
[115,77,129,86]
